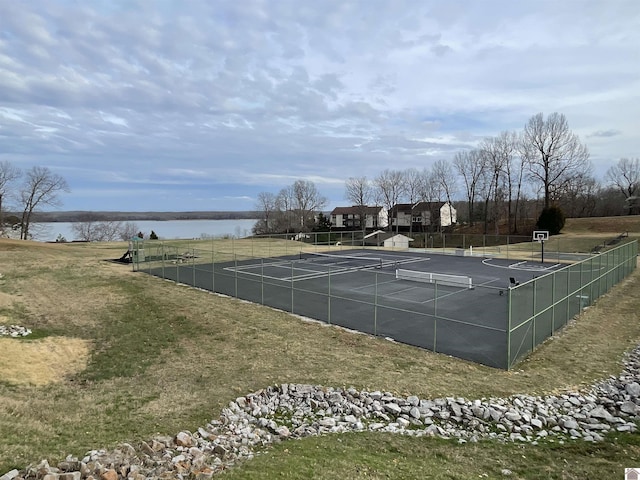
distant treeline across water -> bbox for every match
[27,211,260,223]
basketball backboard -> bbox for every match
[533,230,549,242]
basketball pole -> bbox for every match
[541,239,544,264]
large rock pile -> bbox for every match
[2,347,639,480]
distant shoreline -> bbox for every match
[28,211,260,223]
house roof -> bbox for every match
[330,205,384,215]
[390,202,449,214]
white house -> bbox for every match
[390,202,457,230]
[364,230,414,249]
[330,206,388,230]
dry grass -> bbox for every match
[564,215,640,233]
[0,337,90,385]
[0,231,639,475]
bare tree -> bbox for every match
[19,166,69,240]
[275,185,295,233]
[344,176,373,231]
[119,222,140,241]
[523,112,590,209]
[404,168,424,237]
[453,150,485,225]
[431,159,457,229]
[0,161,21,231]
[605,158,640,202]
[71,214,101,241]
[71,214,130,242]
[254,191,278,234]
[480,136,509,234]
[292,180,327,231]
[373,169,406,231]
[558,172,598,217]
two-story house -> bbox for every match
[389,202,457,231]
[330,206,388,230]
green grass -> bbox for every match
[220,432,640,479]
[0,235,639,477]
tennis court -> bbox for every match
[144,249,570,368]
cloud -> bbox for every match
[0,0,637,211]
[588,129,622,138]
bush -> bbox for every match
[536,206,565,235]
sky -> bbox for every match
[0,0,638,212]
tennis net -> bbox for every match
[299,251,384,270]
[396,268,473,289]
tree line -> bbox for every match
[253,180,328,234]
[0,163,69,240]
[255,112,638,236]
[0,161,142,242]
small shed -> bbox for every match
[364,231,414,249]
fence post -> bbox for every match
[192,247,196,287]
[212,241,215,293]
[161,242,165,279]
[507,287,512,369]
[328,266,332,325]
[532,277,537,351]
[374,272,378,336]
[551,273,556,334]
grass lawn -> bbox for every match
[0,222,639,478]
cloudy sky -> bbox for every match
[0,0,638,212]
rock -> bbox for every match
[0,470,19,480]
[626,382,640,397]
[396,417,410,428]
[61,474,82,480]
[175,431,193,447]
[620,401,637,415]
[100,470,118,480]
[384,403,402,415]
[318,418,336,427]
[588,406,615,422]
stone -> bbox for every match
[100,470,118,480]
[588,406,615,422]
[175,431,193,447]
[60,474,81,480]
[620,401,638,415]
[396,417,410,428]
[384,403,402,415]
[626,382,640,397]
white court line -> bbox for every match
[482,258,562,272]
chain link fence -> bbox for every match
[131,232,637,369]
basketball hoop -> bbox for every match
[533,230,549,243]
[533,230,549,263]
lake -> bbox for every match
[32,218,259,242]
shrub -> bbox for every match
[536,206,565,235]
